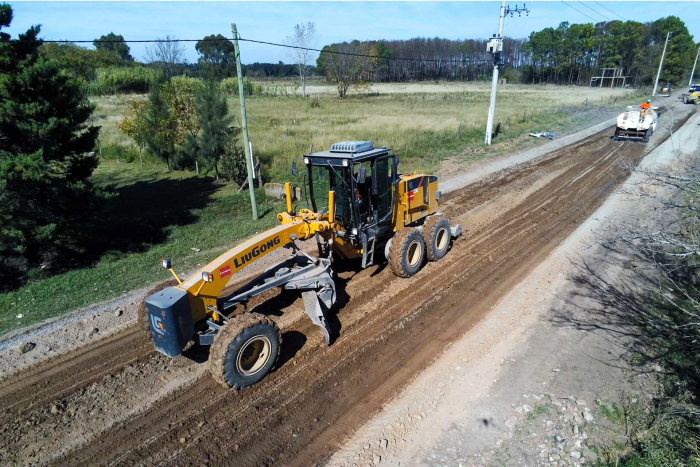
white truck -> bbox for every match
[612,105,658,143]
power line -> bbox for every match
[578,1,612,21]
[0,35,494,65]
[238,37,492,64]
[594,1,627,21]
[560,1,599,22]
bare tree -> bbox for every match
[146,35,186,79]
[285,22,318,97]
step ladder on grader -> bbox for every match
[143,141,462,389]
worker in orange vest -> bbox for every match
[639,99,651,118]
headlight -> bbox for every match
[202,272,213,282]
[304,157,309,164]
[161,258,171,269]
[342,159,349,167]
[351,228,358,235]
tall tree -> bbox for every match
[195,34,235,80]
[145,35,185,79]
[650,16,697,84]
[142,84,179,169]
[285,22,319,97]
[162,76,203,172]
[116,99,148,166]
[93,32,132,62]
[318,42,370,99]
[39,42,122,80]
[0,3,101,282]
[371,41,393,81]
[195,81,233,180]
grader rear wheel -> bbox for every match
[388,228,426,278]
[423,215,451,262]
[137,278,179,338]
[208,313,281,389]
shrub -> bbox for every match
[219,136,248,186]
[88,66,160,95]
[220,77,263,96]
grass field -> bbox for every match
[0,82,643,336]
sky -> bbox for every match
[4,1,699,65]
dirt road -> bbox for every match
[0,105,694,466]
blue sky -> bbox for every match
[4,2,698,64]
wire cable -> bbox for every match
[594,1,627,21]
[578,1,612,21]
[0,35,494,65]
[560,1,599,22]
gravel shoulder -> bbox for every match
[324,105,698,466]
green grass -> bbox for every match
[0,83,645,337]
[235,86,644,181]
[0,163,280,335]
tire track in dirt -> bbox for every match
[0,328,151,420]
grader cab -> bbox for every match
[144,141,461,389]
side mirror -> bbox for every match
[291,161,297,177]
[358,166,367,184]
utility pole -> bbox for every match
[232,24,258,220]
[689,45,700,86]
[485,2,529,145]
[652,31,670,97]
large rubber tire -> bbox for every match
[137,278,179,338]
[208,313,281,389]
[423,215,451,262]
[388,228,426,278]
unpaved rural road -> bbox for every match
[0,101,695,466]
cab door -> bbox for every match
[373,154,397,235]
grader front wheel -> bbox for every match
[389,228,426,278]
[208,313,281,389]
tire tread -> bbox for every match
[208,312,281,389]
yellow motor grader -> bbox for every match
[144,141,461,388]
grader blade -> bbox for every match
[302,291,332,345]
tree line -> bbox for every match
[315,15,696,90]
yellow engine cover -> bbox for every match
[394,172,439,230]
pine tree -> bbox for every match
[0,3,101,283]
[142,83,178,170]
[196,81,233,180]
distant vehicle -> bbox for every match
[613,105,658,143]
[660,83,672,95]
[680,91,700,105]
[680,84,700,104]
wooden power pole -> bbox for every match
[232,23,258,220]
